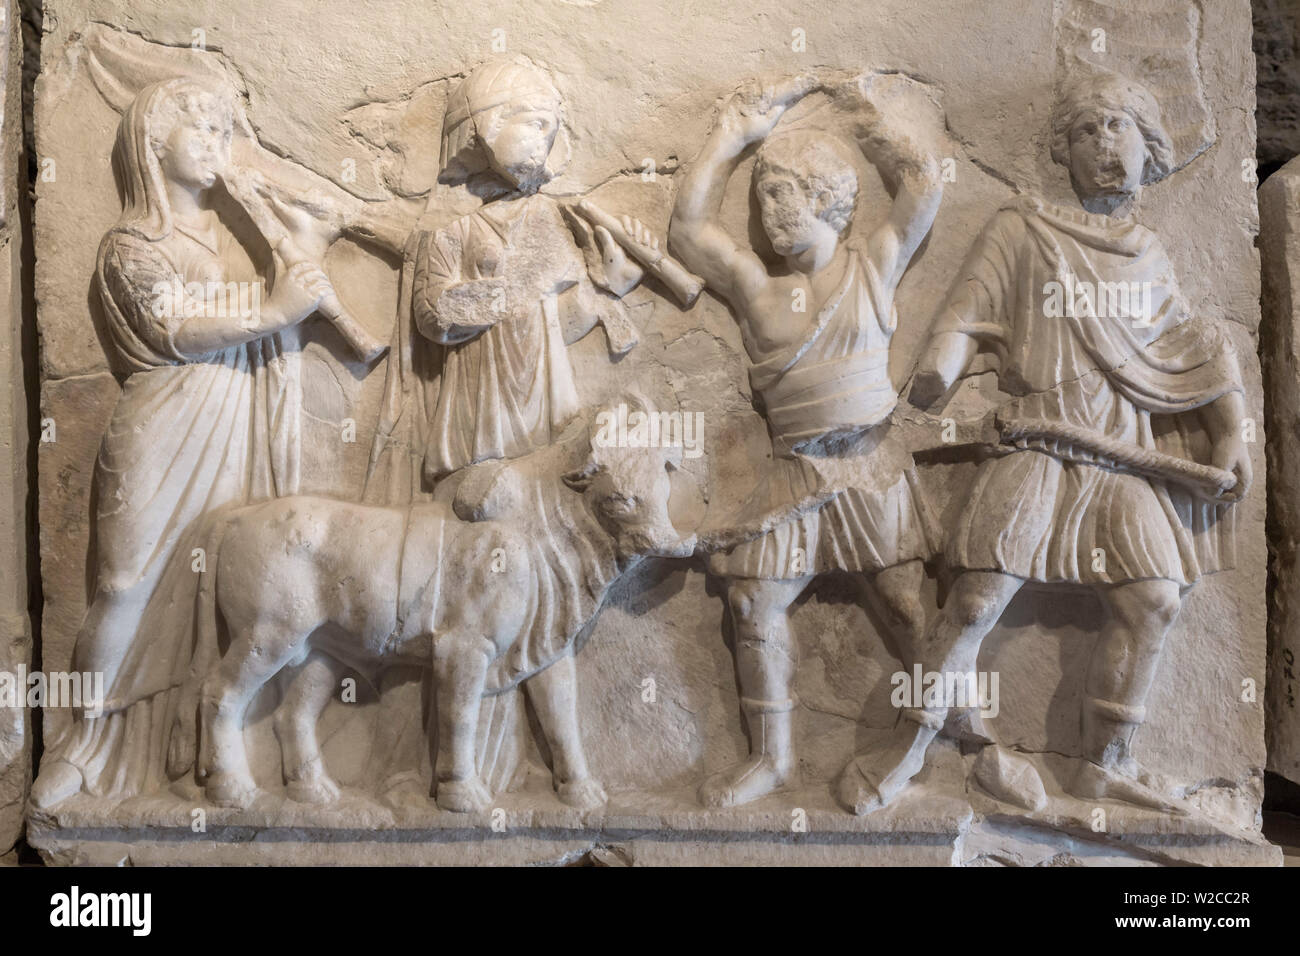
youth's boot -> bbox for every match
[699,695,796,808]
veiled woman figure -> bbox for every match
[31,76,334,807]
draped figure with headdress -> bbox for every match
[367,57,652,496]
[362,57,657,805]
[30,77,336,808]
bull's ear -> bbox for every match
[563,459,600,492]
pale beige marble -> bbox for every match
[24,0,1275,866]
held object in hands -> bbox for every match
[995,415,1237,501]
[902,410,1237,502]
[572,199,705,308]
[222,168,389,363]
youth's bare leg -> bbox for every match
[869,560,988,744]
[700,576,810,808]
[837,570,1023,814]
[1069,578,1183,811]
[865,559,927,664]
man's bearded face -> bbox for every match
[1067,105,1147,200]
[756,172,823,256]
[481,104,559,191]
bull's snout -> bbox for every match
[657,532,697,558]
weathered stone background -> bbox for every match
[0,0,31,862]
[1256,0,1300,177]
[23,0,1270,854]
[1255,0,1300,803]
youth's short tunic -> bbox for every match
[709,239,931,581]
[933,198,1243,587]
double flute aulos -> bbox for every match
[572,199,706,308]
[221,166,390,363]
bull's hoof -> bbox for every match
[436,777,491,813]
[286,771,341,805]
[557,777,607,810]
[206,771,259,809]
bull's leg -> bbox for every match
[431,629,494,813]
[524,650,606,810]
[273,650,347,804]
[200,623,305,809]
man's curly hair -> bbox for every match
[755,130,860,234]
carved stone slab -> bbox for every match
[1261,155,1300,789]
[26,0,1276,866]
[0,0,31,860]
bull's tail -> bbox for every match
[476,690,525,795]
[166,514,232,782]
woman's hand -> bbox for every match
[1211,434,1253,503]
[264,252,334,329]
[171,249,332,353]
[268,193,343,266]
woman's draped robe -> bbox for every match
[56,221,300,798]
[932,197,1242,586]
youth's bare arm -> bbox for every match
[670,76,816,304]
[837,76,943,289]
